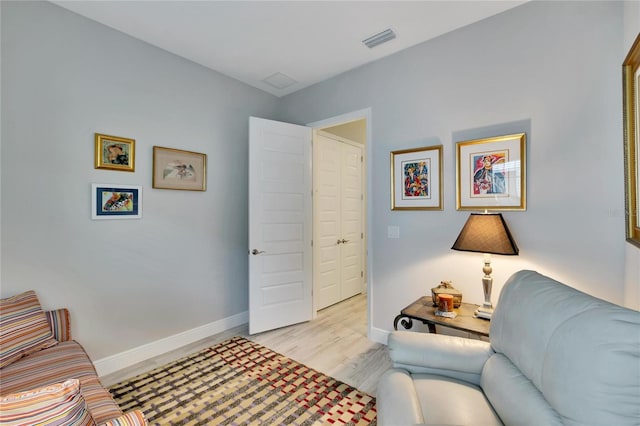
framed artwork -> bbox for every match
[456,133,526,211]
[623,34,640,247]
[152,146,207,191]
[390,145,443,210]
[91,184,142,220]
[95,133,135,172]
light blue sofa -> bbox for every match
[377,270,640,425]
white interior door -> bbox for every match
[339,143,363,300]
[314,131,363,310]
[249,117,312,334]
[315,135,341,308]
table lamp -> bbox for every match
[451,213,518,320]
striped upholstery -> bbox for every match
[100,411,147,426]
[45,308,72,342]
[0,378,96,425]
[0,341,123,424]
[0,290,58,368]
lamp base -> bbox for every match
[475,305,494,320]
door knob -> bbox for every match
[337,239,342,245]
[251,249,265,255]
[341,239,349,244]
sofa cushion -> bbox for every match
[490,270,640,425]
[377,369,425,425]
[0,378,96,425]
[45,308,72,342]
[378,368,502,426]
[0,341,123,424]
[99,410,147,426]
[482,353,563,426]
[0,290,58,368]
[412,373,502,426]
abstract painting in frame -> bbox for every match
[153,146,207,191]
[623,33,640,247]
[391,145,443,210]
[91,184,142,220]
[95,133,135,172]
[456,133,526,211]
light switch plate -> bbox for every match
[388,225,400,239]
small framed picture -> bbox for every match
[91,184,142,220]
[95,133,135,172]
[456,133,526,211]
[390,145,443,210]
[152,146,207,191]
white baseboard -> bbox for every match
[369,325,390,345]
[93,311,248,377]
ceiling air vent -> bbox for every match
[362,28,396,49]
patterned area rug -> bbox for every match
[108,336,377,425]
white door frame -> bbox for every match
[307,108,376,341]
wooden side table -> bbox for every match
[393,296,490,337]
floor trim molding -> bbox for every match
[93,311,248,377]
[369,326,390,345]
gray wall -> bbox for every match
[1,0,632,362]
[279,1,626,331]
[1,1,278,359]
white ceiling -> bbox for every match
[52,1,527,97]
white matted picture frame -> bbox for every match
[390,145,443,210]
[456,133,526,211]
[153,146,207,191]
[91,184,142,220]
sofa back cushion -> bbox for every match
[481,353,563,425]
[0,290,58,368]
[0,379,96,425]
[489,270,640,425]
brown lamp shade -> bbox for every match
[451,213,519,255]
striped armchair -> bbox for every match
[0,291,146,425]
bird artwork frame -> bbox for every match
[152,146,207,191]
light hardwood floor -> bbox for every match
[101,294,392,396]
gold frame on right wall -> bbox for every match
[623,34,640,247]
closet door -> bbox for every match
[315,132,363,310]
[339,143,363,300]
[316,136,341,309]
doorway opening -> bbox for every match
[248,110,372,339]
[308,109,372,338]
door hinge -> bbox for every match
[361,271,364,277]
[361,233,364,239]
[311,239,313,247]
[361,155,363,163]
[361,194,364,201]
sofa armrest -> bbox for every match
[388,331,494,378]
[98,409,147,426]
[45,309,72,342]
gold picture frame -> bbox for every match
[623,33,640,247]
[456,133,526,211]
[95,133,135,172]
[152,146,207,191]
[390,145,443,210]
